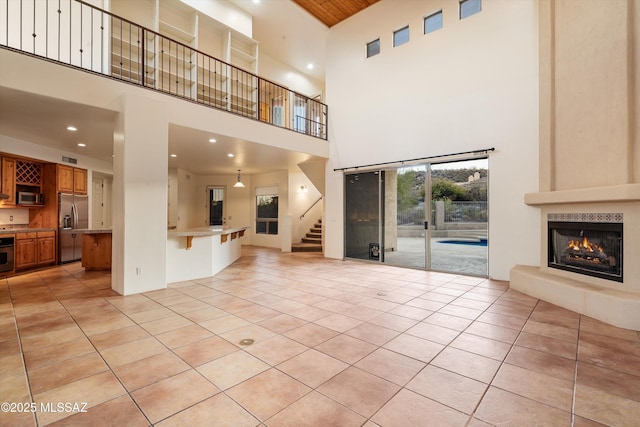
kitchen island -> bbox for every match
[81,229,113,270]
[166,226,249,283]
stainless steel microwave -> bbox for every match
[17,192,44,205]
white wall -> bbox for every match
[175,168,200,229]
[324,0,540,280]
[194,173,252,231]
[0,135,113,175]
[289,171,323,244]
[180,0,253,38]
[250,170,287,249]
[112,93,168,295]
[259,54,324,99]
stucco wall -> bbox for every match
[539,0,639,191]
[324,0,540,280]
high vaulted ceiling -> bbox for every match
[292,0,380,27]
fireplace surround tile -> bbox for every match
[513,190,640,330]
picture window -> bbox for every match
[366,39,380,58]
[393,26,409,47]
[424,10,443,34]
[460,0,481,19]
[256,193,278,235]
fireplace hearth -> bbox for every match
[548,218,623,282]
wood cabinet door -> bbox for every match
[73,168,88,194]
[1,157,16,205]
[38,237,56,265]
[82,233,112,270]
[57,164,74,193]
[15,239,37,269]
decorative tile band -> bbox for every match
[547,213,623,223]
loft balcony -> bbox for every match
[0,0,328,140]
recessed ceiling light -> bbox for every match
[77,143,86,147]
[307,63,314,70]
[66,126,77,131]
[227,153,234,158]
[209,138,217,143]
[252,0,260,4]
[170,154,177,158]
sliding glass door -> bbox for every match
[345,171,383,260]
[344,157,488,277]
[429,158,488,276]
[383,166,428,269]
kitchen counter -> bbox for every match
[166,225,249,282]
[60,228,112,234]
[168,226,249,250]
[0,227,57,235]
[167,226,248,238]
[0,227,111,236]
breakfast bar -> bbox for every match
[166,226,249,283]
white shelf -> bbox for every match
[159,20,195,44]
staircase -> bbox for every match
[292,219,323,252]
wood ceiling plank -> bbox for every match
[292,0,380,27]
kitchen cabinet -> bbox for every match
[57,164,73,193]
[37,232,56,265]
[57,165,87,194]
[15,231,57,270]
[15,232,37,269]
[1,157,16,206]
[73,168,88,194]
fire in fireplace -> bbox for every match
[548,220,623,282]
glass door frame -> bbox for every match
[343,154,489,277]
[207,185,226,226]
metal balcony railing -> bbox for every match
[0,0,328,140]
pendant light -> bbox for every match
[233,169,245,188]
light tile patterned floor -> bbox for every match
[1,246,639,426]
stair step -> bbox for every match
[302,237,322,243]
[292,242,322,252]
[295,218,323,250]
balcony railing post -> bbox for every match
[141,27,145,86]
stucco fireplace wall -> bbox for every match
[510,0,640,330]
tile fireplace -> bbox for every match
[509,185,640,330]
[547,214,623,283]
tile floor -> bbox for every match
[1,246,639,426]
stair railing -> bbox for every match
[300,196,323,220]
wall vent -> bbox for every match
[62,156,78,165]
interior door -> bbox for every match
[208,186,225,226]
[92,178,104,228]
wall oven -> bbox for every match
[0,237,14,273]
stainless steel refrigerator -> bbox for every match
[59,193,88,263]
